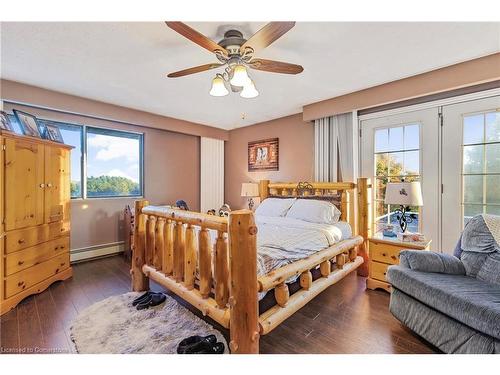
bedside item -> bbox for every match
[175,200,189,211]
[218,204,231,217]
[397,231,427,242]
[382,228,397,237]
[12,109,43,138]
[241,182,259,210]
[366,233,431,292]
[384,181,423,233]
[206,209,216,215]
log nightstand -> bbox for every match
[366,233,431,292]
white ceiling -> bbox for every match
[1,22,499,130]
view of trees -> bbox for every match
[71,176,140,197]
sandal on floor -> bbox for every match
[136,293,166,310]
[177,335,217,354]
[182,341,225,354]
[132,292,152,306]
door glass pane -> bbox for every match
[463,114,484,145]
[404,150,420,175]
[404,124,419,150]
[486,205,500,215]
[463,145,484,174]
[485,144,500,173]
[463,175,483,204]
[388,152,404,176]
[486,175,500,205]
[388,127,404,151]
[375,128,389,152]
[485,113,500,142]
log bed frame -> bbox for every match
[131,178,371,354]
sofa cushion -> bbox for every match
[399,250,466,275]
[387,266,500,340]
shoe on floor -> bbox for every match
[136,293,166,310]
[177,335,217,354]
[132,292,151,306]
[182,341,225,354]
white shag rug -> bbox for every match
[70,292,228,354]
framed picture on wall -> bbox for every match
[248,138,279,171]
[13,109,43,138]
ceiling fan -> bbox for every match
[165,22,304,98]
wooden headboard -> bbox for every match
[258,178,371,250]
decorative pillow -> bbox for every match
[285,199,341,224]
[254,198,296,217]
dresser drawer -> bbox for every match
[370,261,390,282]
[5,225,49,254]
[5,236,69,276]
[48,221,70,240]
[4,253,70,299]
[370,241,401,265]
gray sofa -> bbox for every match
[387,214,500,353]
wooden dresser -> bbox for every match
[1,131,72,315]
[366,233,431,292]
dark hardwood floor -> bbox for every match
[0,255,437,354]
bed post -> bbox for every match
[228,210,259,354]
[357,178,371,277]
[132,199,150,292]
[259,180,269,201]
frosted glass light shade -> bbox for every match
[230,65,251,87]
[240,80,259,99]
[384,182,423,206]
[209,76,229,96]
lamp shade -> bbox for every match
[240,80,259,99]
[384,182,423,206]
[241,182,259,197]
[209,76,229,97]
[230,64,251,87]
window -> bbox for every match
[373,124,421,233]
[462,111,500,225]
[7,114,143,199]
[86,127,143,198]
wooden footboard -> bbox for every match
[131,177,371,354]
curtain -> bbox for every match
[314,112,353,182]
[200,137,224,213]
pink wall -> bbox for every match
[225,113,314,209]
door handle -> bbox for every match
[47,183,53,188]
[39,183,45,188]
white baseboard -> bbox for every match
[70,242,124,262]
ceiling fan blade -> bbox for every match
[248,58,303,75]
[165,21,228,56]
[240,22,296,54]
[167,63,223,78]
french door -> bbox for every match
[441,96,500,251]
[360,108,440,250]
[360,94,500,253]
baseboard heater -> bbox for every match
[70,241,125,263]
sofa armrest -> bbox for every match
[399,250,466,275]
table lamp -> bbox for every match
[384,181,423,233]
[241,182,259,210]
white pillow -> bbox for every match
[286,199,341,224]
[255,198,296,217]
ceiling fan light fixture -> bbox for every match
[209,75,229,97]
[229,64,251,87]
[240,80,259,99]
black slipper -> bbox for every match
[183,341,225,354]
[132,292,151,306]
[136,293,166,310]
[177,335,217,354]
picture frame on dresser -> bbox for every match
[12,109,43,138]
[0,110,14,132]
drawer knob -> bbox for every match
[18,281,25,287]
[60,246,65,249]
[30,214,34,218]
[60,228,65,232]
[391,255,397,260]
[47,183,53,188]
[18,260,24,266]
[54,246,59,250]
[55,268,60,273]
[60,262,65,266]
[39,183,45,188]
[18,239,26,244]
